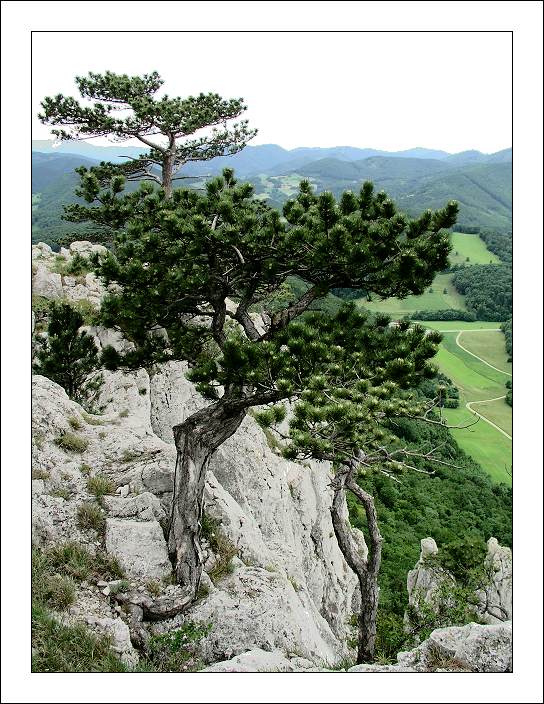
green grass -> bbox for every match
[54,432,89,453]
[432,331,512,485]
[76,502,107,532]
[359,273,466,316]
[32,603,126,672]
[457,330,512,374]
[355,234,499,318]
[415,320,502,331]
[448,232,500,266]
[87,475,117,497]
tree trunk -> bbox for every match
[330,469,383,664]
[167,400,246,597]
[162,152,174,199]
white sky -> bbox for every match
[32,31,512,154]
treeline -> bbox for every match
[410,309,476,322]
[452,265,512,321]
[479,230,512,264]
[501,317,512,360]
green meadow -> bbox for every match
[448,232,501,266]
[357,232,498,317]
[430,327,512,485]
[359,273,466,316]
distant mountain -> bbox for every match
[31,144,512,245]
[33,139,510,176]
[32,152,98,192]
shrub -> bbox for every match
[33,302,102,404]
[54,431,89,453]
[140,622,212,672]
[76,502,106,532]
[32,468,50,480]
[201,513,238,584]
[87,475,116,497]
[79,463,92,476]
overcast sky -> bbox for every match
[32,31,512,154]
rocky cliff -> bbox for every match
[31,242,512,672]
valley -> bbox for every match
[420,321,512,485]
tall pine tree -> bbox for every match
[39,71,256,198]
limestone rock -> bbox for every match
[32,264,63,299]
[203,648,318,672]
[397,622,512,673]
[405,537,455,633]
[155,564,343,667]
[105,518,171,580]
[103,492,166,523]
[94,617,139,667]
[476,538,512,624]
[69,241,108,257]
[32,356,359,666]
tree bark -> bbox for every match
[331,469,383,664]
[167,400,246,597]
[162,152,174,199]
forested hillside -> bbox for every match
[31,144,512,245]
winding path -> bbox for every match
[451,329,512,441]
[465,396,512,440]
[455,331,512,377]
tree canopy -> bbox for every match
[39,71,257,197]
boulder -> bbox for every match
[105,518,171,580]
[155,564,343,667]
[69,241,108,257]
[32,264,63,299]
[203,648,318,672]
[397,621,512,673]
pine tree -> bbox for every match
[33,302,101,406]
[39,71,257,199]
[254,312,446,662]
[64,156,458,636]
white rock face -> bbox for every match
[69,241,108,257]
[476,537,512,624]
[32,264,64,299]
[31,243,107,307]
[203,648,319,672]
[32,364,359,667]
[406,536,512,631]
[398,621,512,673]
[92,616,139,668]
[105,518,171,580]
[405,537,455,632]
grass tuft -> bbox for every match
[54,432,89,453]
[76,502,106,532]
[87,475,116,498]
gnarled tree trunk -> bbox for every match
[167,400,246,596]
[331,468,382,664]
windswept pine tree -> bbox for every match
[39,71,257,198]
[68,165,456,648]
